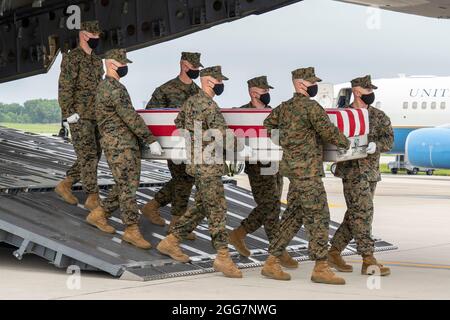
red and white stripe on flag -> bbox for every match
[326,108,369,137]
[138,108,369,138]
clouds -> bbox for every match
[1,0,449,108]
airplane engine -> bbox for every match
[406,127,450,169]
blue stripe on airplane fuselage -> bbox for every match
[390,127,419,154]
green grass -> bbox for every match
[0,122,61,135]
[379,163,450,176]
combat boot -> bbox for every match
[122,224,152,250]
[55,177,78,205]
[86,207,115,234]
[328,247,353,272]
[279,250,299,269]
[362,254,391,276]
[168,216,196,241]
[141,199,165,226]
[157,234,190,263]
[84,193,100,211]
[311,260,346,285]
[229,226,250,257]
[213,248,243,278]
[261,255,291,281]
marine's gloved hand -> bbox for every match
[67,113,80,124]
[149,141,163,156]
[238,145,254,158]
[62,119,69,130]
[366,142,377,155]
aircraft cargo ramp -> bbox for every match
[0,127,397,281]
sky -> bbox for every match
[1,0,450,108]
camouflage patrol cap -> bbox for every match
[292,67,322,83]
[104,49,133,64]
[200,66,229,81]
[247,76,274,89]
[351,75,378,90]
[80,20,102,34]
[181,52,204,68]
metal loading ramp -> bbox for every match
[0,127,398,281]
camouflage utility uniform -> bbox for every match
[331,79,394,255]
[237,76,283,243]
[171,67,240,250]
[264,68,350,261]
[145,52,202,218]
[58,21,103,195]
[95,52,157,225]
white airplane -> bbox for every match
[325,75,450,170]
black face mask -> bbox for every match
[213,83,225,96]
[186,69,200,80]
[259,93,271,106]
[307,84,318,98]
[87,37,100,49]
[117,66,128,78]
[361,92,375,105]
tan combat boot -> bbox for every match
[55,177,78,205]
[141,199,165,226]
[122,224,152,250]
[311,260,346,285]
[229,226,250,257]
[328,247,353,272]
[168,216,196,241]
[213,248,243,278]
[279,250,299,269]
[157,234,190,263]
[362,254,391,276]
[261,255,291,281]
[86,207,115,234]
[84,193,100,211]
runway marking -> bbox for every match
[347,259,450,270]
[280,200,344,208]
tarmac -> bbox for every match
[1,173,449,300]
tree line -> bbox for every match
[0,99,61,123]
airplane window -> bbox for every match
[441,102,446,110]
[431,102,437,110]
[403,102,408,109]
[412,102,418,109]
[421,102,427,109]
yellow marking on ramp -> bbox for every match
[346,259,450,270]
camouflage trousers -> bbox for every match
[172,175,228,250]
[101,147,142,225]
[153,160,194,216]
[241,172,283,243]
[330,178,377,255]
[67,119,102,194]
[269,177,330,261]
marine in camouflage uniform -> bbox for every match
[156,66,244,278]
[328,75,394,276]
[142,52,202,237]
[228,76,296,267]
[55,21,104,210]
[88,49,157,250]
[262,67,350,283]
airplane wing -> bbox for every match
[335,0,450,19]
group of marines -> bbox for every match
[55,21,394,285]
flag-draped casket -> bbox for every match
[137,108,369,163]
